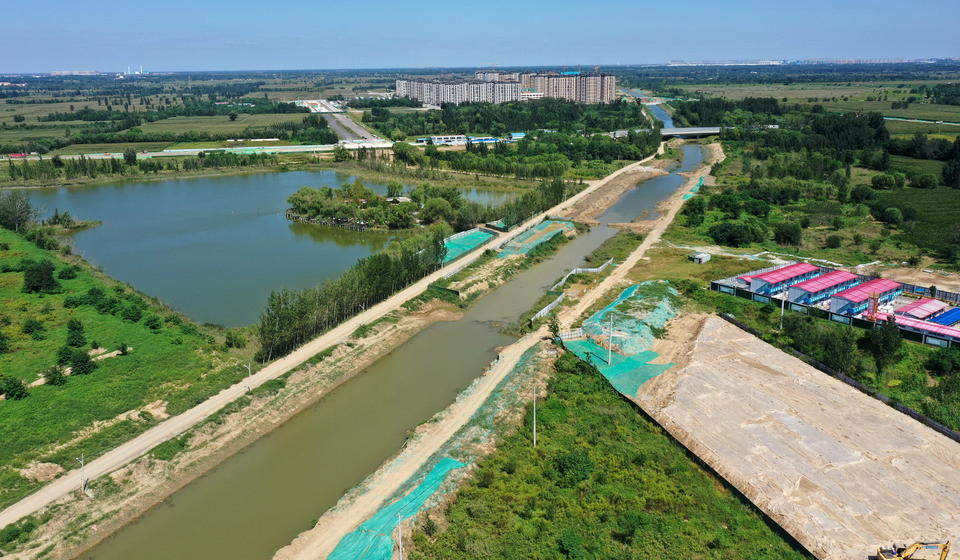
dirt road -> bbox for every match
[272,143,711,560]
[0,145,665,532]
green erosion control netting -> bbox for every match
[682,176,705,200]
[329,457,466,560]
[443,229,495,263]
[499,219,576,258]
[566,282,679,397]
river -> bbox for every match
[79,145,703,560]
[646,103,674,128]
[24,171,512,326]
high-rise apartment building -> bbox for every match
[395,72,615,105]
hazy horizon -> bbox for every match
[5,0,958,74]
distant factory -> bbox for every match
[395,71,616,105]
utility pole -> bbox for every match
[397,514,404,560]
[532,382,537,448]
[779,292,786,330]
[76,453,87,495]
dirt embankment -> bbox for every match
[560,163,670,224]
[12,302,461,560]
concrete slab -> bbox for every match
[635,316,960,560]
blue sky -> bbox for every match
[4,0,958,73]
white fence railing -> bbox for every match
[531,293,566,322]
[557,328,584,340]
[550,258,614,291]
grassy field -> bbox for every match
[0,228,250,508]
[890,154,947,177]
[410,351,811,559]
[820,100,960,122]
[676,81,927,101]
[136,113,306,134]
[877,187,960,254]
[885,119,960,138]
[0,125,87,144]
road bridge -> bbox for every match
[609,126,721,139]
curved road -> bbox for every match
[0,144,665,531]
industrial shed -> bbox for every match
[787,270,861,305]
[829,278,903,315]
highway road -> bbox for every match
[0,144,664,532]
[321,112,381,141]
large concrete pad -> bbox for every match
[636,317,960,560]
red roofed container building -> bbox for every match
[829,278,903,315]
[748,262,820,295]
[894,298,949,320]
[787,270,862,305]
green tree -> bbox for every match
[773,222,802,246]
[0,375,28,400]
[332,146,351,161]
[0,190,37,232]
[121,304,143,322]
[66,318,86,347]
[144,315,162,331]
[386,181,403,198]
[867,321,902,385]
[70,349,97,375]
[825,235,842,249]
[228,112,238,121]
[22,259,59,293]
[123,148,137,166]
[0,331,9,354]
[420,197,454,224]
[44,366,66,386]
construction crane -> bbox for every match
[876,541,951,560]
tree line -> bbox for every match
[256,225,450,360]
[6,152,278,183]
[363,98,651,139]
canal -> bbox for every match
[25,171,512,326]
[79,145,704,560]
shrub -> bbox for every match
[44,366,67,386]
[21,259,59,293]
[66,318,85,347]
[927,347,960,376]
[773,222,802,246]
[225,330,247,348]
[21,318,44,336]
[56,345,73,365]
[70,349,97,375]
[554,450,594,487]
[825,235,842,248]
[0,375,29,400]
[119,343,129,355]
[121,304,143,322]
[0,331,9,354]
[144,315,162,331]
[57,266,78,279]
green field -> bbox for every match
[0,229,249,508]
[890,154,947,177]
[137,113,306,134]
[676,81,936,101]
[51,141,172,155]
[409,352,811,559]
[877,187,960,254]
[885,119,960,138]
[820,101,960,122]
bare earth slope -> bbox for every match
[638,317,960,560]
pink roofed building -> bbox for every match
[829,278,903,315]
[747,262,820,295]
[787,270,861,304]
[894,298,949,320]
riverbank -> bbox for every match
[271,143,708,560]
[0,146,666,558]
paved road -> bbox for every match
[322,113,380,141]
[0,144,664,531]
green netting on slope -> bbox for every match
[583,282,679,356]
[443,229,495,263]
[564,339,672,397]
[329,457,466,560]
[682,176,705,200]
[499,220,576,258]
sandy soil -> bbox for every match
[869,265,960,293]
[635,317,960,560]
